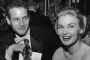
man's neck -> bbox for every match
[15,28,30,38]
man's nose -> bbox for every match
[20,20,24,26]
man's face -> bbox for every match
[7,7,30,36]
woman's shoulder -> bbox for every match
[81,42,90,60]
[54,47,64,54]
[52,47,64,60]
[82,49,90,60]
[82,42,90,50]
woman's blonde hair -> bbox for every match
[55,7,86,36]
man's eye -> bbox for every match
[13,18,19,21]
[23,17,28,20]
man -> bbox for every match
[0,0,42,60]
[0,0,61,60]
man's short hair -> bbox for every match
[5,0,28,18]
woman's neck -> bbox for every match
[68,40,81,55]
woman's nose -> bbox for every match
[63,28,68,35]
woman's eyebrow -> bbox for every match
[68,23,76,25]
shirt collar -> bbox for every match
[15,28,30,43]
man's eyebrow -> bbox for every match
[12,17,19,20]
[24,15,29,17]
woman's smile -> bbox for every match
[62,36,72,41]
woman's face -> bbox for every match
[56,14,82,46]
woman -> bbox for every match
[52,7,90,60]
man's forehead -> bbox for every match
[9,7,27,11]
[9,7,28,18]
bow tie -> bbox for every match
[15,36,29,43]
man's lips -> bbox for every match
[18,27,25,30]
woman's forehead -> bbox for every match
[58,14,79,25]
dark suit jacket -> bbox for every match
[0,25,61,60]
[0,26,43,60]
[29,10,53,28]
[0,10,61,60]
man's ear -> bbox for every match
[6,16,10,25]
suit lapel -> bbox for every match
[30,26,44,53]
[30,35,42,53]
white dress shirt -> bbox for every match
[5,28,42,60]
[5,29,31,60]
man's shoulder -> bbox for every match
[0,32,15,44]
[29,10,50,19]
[0,33,11,60]
[0,32,14,38]
[0,41,6,60]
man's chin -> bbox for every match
[17,32,27,37]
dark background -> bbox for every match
[71,0,90,16]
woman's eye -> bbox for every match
[58,26,63,29]
[69,25,74,28]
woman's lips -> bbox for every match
[62,36,72,41]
